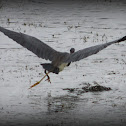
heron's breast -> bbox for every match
[58,63,68,72]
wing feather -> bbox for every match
[65,36,126,63]
[0,26,66,61]
[1,27,125,64]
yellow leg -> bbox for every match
[29,72,50,89]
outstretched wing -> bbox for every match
[0,26,68,61]
[65,36,126,63]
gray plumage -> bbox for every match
[0,26,69,63]
[0,26,126,74]
[65,36,126,63]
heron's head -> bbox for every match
[70,48,75,54]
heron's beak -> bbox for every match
[29,72,50,89]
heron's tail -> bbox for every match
[41,63,59,74]
[41,63,54,71]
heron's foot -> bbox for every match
[29,72,50,89]
[45,78,51,84]
[45,73,51,83]
[29,81,41,89]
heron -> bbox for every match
[0,26,126,89]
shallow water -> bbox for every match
[0,0,126,126]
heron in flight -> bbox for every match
[0,26,126,88]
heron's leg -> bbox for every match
[29,71,50,89]
[45,70,51,83]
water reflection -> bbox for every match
[46,92,79,114]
